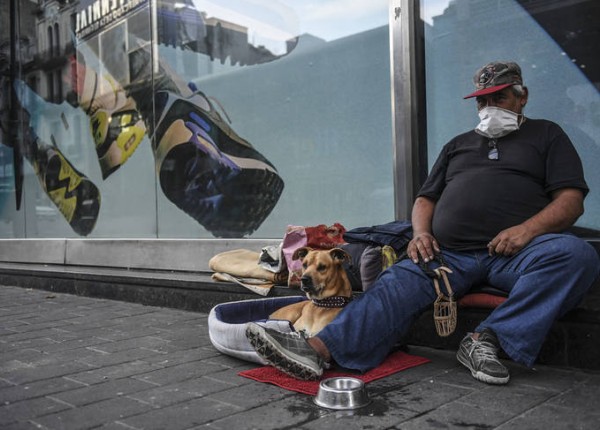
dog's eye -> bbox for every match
[317,264,326,272]
[303,263,308,269]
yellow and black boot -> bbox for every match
[32,139,101,236]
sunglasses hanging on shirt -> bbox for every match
[488,139,499,160]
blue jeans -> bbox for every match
[317,233,600,371]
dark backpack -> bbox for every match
[341,220,413,291]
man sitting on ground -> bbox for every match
[245,61,600,385]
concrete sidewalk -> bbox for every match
[1,285,599,430]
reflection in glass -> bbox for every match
[422,0,600,231]
[1,0,393,239]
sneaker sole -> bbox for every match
[456,351,510,385]
[159,143,284,237]
[153,94,284,237]
[245,324,322,381]
[43,149,101,236]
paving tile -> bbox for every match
[96,423,134,430]
[203,353,259,369]
[456,383,559,416]
[0,361,94,385]
[88,336,173,354]
[0,377,86,404]
[77,346,166,367]
[393,399,515,429]
[379,379,474,413]
[1,360,36,374]
[132,361,226,386]
[1,319,75,333]
[547,378,600,411]
[166,334,214,349]
[127,376,236,407]
[153,328,210,342]
[85,326,166,341]
[66,361,165,385]
[119,397,243,430]
[34,336,112,353]
[203,368,255,387]
[3,347,104,369]
[50,377,156,407]
[421,366,490,390]
[367,360,459,395]
[207,381,292,409]
[0,378,14,389]
[207,395,325,430]
[32,396,152,430]
[0,319,29,329]
[296,402,420,430]
[142,346,222,367]
[495,403,600,430]
[0,421,44,430]
[1,337,59,353]
[0,396,72,427]
[513,365,590,392]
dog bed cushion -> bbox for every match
[208,296,307,364]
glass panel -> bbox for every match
[1,0,393,239]
[421,0,600,231]
[0,2,36,238]
[154,0,394,238]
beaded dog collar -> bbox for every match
[311,296,353,308]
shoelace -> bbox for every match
[469,339,500,362]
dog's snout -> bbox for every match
[300,275,315,292]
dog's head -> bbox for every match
[292,247,352,299]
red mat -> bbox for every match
[238,351,430,395]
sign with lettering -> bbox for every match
[75,0,149,39]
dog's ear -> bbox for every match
[329,248,350,264]
[292,246,312,261]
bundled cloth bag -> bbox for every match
[282,223,347,287]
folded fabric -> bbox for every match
[211,273,273,296]
[209,249,278,281]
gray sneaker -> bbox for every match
[245,322,324,380]
[457,329,510,385]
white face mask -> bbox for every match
[475,106,522,139]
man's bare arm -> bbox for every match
[407,196,440,263]
[488,188,584,256]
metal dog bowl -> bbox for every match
[313,377,371,410]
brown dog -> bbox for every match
[269,246,353,337]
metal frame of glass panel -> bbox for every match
[389,0,427,220]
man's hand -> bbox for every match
[488,188,585,257]
[408,232,440,263]
[487,224,534,256]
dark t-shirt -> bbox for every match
[417,119,589,250]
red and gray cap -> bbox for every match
[463,61,523,99]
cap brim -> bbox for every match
[463,83,514,99]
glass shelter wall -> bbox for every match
[420,0,600,232]
[0,0,394,239]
